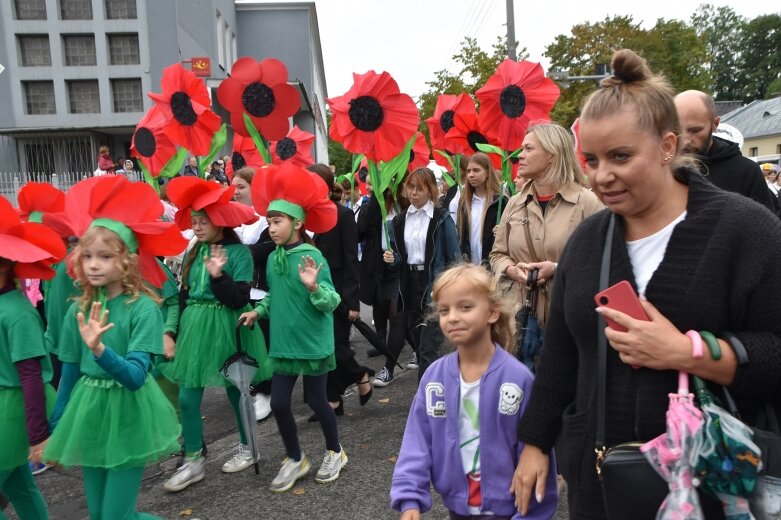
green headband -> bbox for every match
[191,209,207,218]
[28,211,44,224]
[90,218,139,253]
[268,200,305,222]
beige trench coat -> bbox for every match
[489,181,604,325]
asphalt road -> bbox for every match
[17,305,570,520]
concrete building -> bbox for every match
[0,0,327,183]
[720,96,781,165]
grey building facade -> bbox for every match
[0,0,327,178]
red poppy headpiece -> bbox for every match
[65,175,188,287]
[16,182,75,237]
[1,196,66,280]
[251,164,336,233]
[167,177,258,231]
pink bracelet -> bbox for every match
[686,330,704,358]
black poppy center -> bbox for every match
[243,82,276,118]
[440,110,455,132]
[409,149,416,162]
[171,92,197,126]
[134,127,156,157]
[499,85,526,118]
[232,151,247,170]
[276,138,297,160]
[510,156,519,164]
[348,96,384,132]
[467,131,488,152]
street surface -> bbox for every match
[19,305,570,520]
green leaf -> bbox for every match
[434,150,455,172]
[197,124,228,174]
[138,159,159,194]
[243,112,272,164]
[475,142,506,157]
[507,147,523,159]
[441,171,456,187]
[160,148,189,179]
[350,154,365,174]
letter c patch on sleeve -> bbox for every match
[425,382,446,417]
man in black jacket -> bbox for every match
[675,90,775,212]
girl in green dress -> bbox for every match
[0,195,66,520]
[44,175,186,520]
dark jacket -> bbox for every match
[248,228,274,292]
[356,196,399,304]
[314,202,360,311]
[182,165,199,177]
[388,205,461,311]
[701,136,775,212]
[517,170,781,519]
[457,194,508,264]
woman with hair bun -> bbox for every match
[511,49,781,519]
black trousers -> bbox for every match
[384,270,426,374]
[325,309,371,402]
[417,316,445,380]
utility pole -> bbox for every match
[506,0,516,60]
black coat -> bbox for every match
[457,194,508,264]
[357,197,399,304]
[314,202,360,311]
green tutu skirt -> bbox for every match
[0,385,55,471]
[160,302,272,388]
[272,353,336,376]
[44,376,180,469]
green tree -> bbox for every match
[737,14,781,101]
[690,4,746,100]
[418,36,528,141]
[640,19,711,93]
[326,109,352,174]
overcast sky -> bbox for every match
[242,0,775,100]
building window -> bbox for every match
[108,34,139,65]
[63,34,97,66]
[105,0,137,19]
[749,147,758,157]
[14,0,46,20]
[67,80,100,113]
[60,0,92,19]
[111,78,143,112]
[18,35,51,66]
[24,143,55,174]
[23,81,56,115]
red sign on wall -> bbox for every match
[191,57,211,77]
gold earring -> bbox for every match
[664,154,674,162]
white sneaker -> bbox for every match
[315,446,348,483]
[164,457,205,492]
[221,444,254,473]
[406,352,419,370]
[269,455,310,492]
[253,393,272,422]
[372,367,393,387]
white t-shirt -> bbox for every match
[469,194,485,264]
[626,211,686,297]
[459,374,483,514]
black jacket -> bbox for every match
[182,165,199,177]
[314,202,360,311]
[701,136,775,212]
[357,197,400,304]
[457,194,508,264]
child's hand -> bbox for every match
[297,255,322,292]
[400,510,420,520]
[77,302,114,355]
[239,310,259,326]
[204,244,228,278]
[163,334,176,359]
[383,249,395,264]
[28,439,47,464]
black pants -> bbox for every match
[325,310,371,402]
[418,316,445,380]
[270,372,339,460]
[385,270,427,374]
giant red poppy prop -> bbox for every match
[64,176,187,287]
[408,132,431,172]
[270,125,315,168]
[445,112,500,165]
[131,105,180,178]
[425,93,477,153]
[327,71,419,162]
[226,133,266,181]
[571,118,588,173]
[216,57,300,141]
[148,64,222,156]
[16,182,74,237]
[476,60,560,152]
[167,176,258,231]
[1,197,66,280]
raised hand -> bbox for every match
[204,244,228,278]
[77,302,114,355]
[297,255,322,292]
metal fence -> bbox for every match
[0,171,91,206]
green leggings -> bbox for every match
[0,464,48,520]
[82,466,159,520]
[179,386,246,454]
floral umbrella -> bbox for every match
[148,64,222,156]
[226,133,266,181]
[326,70,419,163]
[131,105,186,182]
[216,57,300,141]
[476,59,560,152]
[270,125,315,168]
[408,132,430,172]
[425,93,476,166]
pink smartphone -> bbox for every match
[594,280,649,332]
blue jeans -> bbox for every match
[521,315,544,373]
